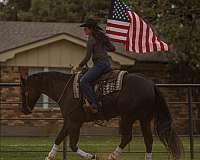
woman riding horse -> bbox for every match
[20,20,182,160]
[77,18,115,113]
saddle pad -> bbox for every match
[73,70,127,99]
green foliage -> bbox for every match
[155,0,200,82]
[30,0,70,22]
[0,0,110,22]
[0,0,31,20]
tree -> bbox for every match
[18,0,110,23]
[155,0,200,83]
[0,0,31,20]
[30,0,70,22]
[126,0,200,83]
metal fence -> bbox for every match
[0,83,200,160]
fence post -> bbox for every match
[63,138,67,160]
[188,87,194,160]
[128,143,131,152]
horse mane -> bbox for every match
[28,71,73,82]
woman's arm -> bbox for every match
[105,39,116,52]
[79,38,95,67]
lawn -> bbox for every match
[0,136,200,160]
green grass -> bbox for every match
[0,136,200,160]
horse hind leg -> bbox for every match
[108,116,134,160]
[140,120,153,160]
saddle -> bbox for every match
[73,69,127,99]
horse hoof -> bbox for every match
[92,154,98,160]
[45,157,54,160]
[108,153,117,160]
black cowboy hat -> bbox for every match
[80,19,103,31]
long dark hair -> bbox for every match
[92,28,111,46]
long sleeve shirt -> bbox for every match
[79,36,115,67]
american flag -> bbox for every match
[106,0,169,53]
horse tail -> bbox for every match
[154,86,183,160]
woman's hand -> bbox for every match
[75,66,82,71]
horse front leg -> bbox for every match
[46,120,69,160]
[140,120,153,160]
[108,116,133,160]
[69,121,96,160]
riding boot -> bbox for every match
[89,104,98,114]
[83,99,98,114]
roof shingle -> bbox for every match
[0,21,86,53]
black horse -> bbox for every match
[20,71,182,160]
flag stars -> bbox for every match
[111,0,130,22]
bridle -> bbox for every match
[21,81,32,113]
[21,74,74,111]
[25,91,32,112]
[56,74,74,105]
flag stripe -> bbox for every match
[134,12,140,53]
[160,41,165,51]
[152,32,157,51]
[156,38,161,51]
[149,28,154,52]
[107,19,130,26]
[163,42,169,51]
[131,12,137,53]
[128,11,133,52]
[139,17,143,53]
[142,20,147,53]
[146,25,150,52]
[106,23,130,30]
[106,26,128,34]
[106,30,128,37]
[106,33,127,41]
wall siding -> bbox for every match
[4,40,86,68]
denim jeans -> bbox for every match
[80,58,111,106]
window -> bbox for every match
[28,67,71,109]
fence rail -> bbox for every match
[1,83,200,160]
[1,83,200,87]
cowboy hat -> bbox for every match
[80,19,103,31]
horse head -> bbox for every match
[20,74,40,115]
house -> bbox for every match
[0,21,199,136]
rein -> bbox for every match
[56,74,74,105]
[21,74,74,112]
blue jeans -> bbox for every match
[80,58,111,106]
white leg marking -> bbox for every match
[108,146,123,160]
[145,153,152,160]
[76,148,95,159]
[47,144,59,160]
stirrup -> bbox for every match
[85,104,98,114]
[82,99,98,114]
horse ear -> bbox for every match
[19,67,28,82]
[20,74,26,87]
[20,71,28,88]
[20,73,27,81]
